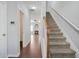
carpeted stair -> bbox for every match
[46,12,76,58]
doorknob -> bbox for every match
[2,34,6,36]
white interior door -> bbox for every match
[0,2,7,58]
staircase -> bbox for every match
[46,12,76,58]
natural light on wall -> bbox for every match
[31,20,33,32]
[31,25,33,32]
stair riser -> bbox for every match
[50,54,75,58]
[49,45,70,49]
[47,25,58,27]
[49,38,66,40]
[48,33,63,36]
[48,29,60,32]
[48,24,58,26]
[49,22,57,26]
[48,32,62,34]
[48,24,57,25]
[48,30,60,32]
[47,26,58,28]
[48,30,60,33]
[48,27,60,29]
[49,39,66,42]
[48,20,55,22]
[48,35,63,37]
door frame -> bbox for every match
[18,10,24,52]
[0,2,7,57]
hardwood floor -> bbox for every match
[19,34,42,58]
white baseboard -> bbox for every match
[23,39,31,48]
[8,52,20,57]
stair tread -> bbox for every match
[47,25,58,26]
[48,27,59,29]
[48,28,60,30]
[49,38,66,41]
[48,31,61,32]
[49,41,70,45]
[48,30,61,32]
[48,29,61,31]
[50,48,75,54]
[47,25,58,28]
[49,36,66,39]
[48,32,63,34]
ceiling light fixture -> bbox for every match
[31,6,36,10]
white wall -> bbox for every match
[49,1,79,28]
[47,1,79,57]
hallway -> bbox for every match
[19,34,42,58]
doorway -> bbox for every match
[19,10,24,52]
